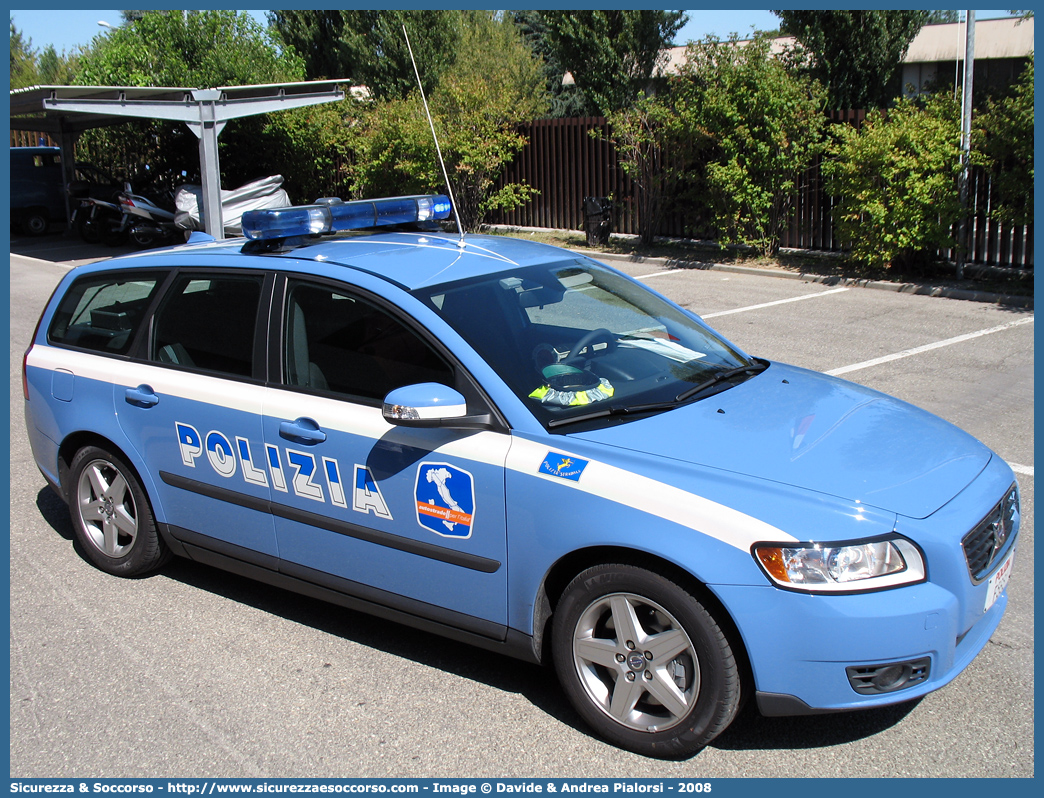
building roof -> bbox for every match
[905,17,1034,62]
[649,15,1034,80]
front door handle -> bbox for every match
[125,384,159,407]
[279,417,327,445]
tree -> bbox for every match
[38,45,79,85]
[77,10,302,89]
[670,35,828,255]
[270,10,466,100]
[347,12,548,231]
[10,19,40,89]
[539,10,687,115]
[774,10,928,109]
[512,10,593,117]
[823,94,963,270]
[74,10,305,191]
[927,10,959,24]
[973,56,1034,224]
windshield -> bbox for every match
[416,258,759,428]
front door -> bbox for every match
[261,278,510,634]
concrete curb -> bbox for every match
[575,249,1035,310]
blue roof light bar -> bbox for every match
[242,194,452,241]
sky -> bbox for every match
[9,8,1014,58]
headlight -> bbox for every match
[753,537,925,593]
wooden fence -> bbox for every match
[13,116,1032,268]
[10,130,56,147]
[491,113,1033,268]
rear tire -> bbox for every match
[77,213,102,244]
[552,564,740,758]
[68,445,169,577]
[21,210,48,236]
[129,224,159,248]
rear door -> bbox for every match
[115,270,278,559]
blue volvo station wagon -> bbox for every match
[23,195,1019,758]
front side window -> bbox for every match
[48,272,166,355]
[283,281,453,402]
[417,259,758,427]
[150,274,264,377]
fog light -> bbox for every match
[847,657,931,695]
[871,664,906,690]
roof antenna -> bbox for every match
[403,25,466,248]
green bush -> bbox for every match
[671,35,828,256]
[823,95,962,270]
[604,95,690,246]
[973,56,1033,225]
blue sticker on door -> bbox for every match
[415,462,475,538]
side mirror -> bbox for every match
[382,383,493,430]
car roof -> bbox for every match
[113,231,584,292]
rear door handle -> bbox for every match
[279,417,327,445]
[125,384,159,407]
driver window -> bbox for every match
[284,281,453,402]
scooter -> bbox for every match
[117,183,187,248]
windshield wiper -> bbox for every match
[675,359,770,402]
[547,401,678,429]
[546,359,770,430]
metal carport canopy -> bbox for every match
[10,81,347,238]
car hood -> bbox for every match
[570,363,992,519]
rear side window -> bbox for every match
[48,272,166,355]
[150,274,264,378]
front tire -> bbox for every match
[552,564,740,758]
[68,445,169,577]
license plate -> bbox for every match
[984,548,1016,612]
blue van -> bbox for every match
[10,146,122,236]
[10,146,66,235]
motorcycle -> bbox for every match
[73,196,128,246]
[117,183,187,248]
[68,179,126,246]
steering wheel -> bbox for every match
[565,328,616,365]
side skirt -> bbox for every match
[158,522,542,665]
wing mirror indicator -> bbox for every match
[382,384,492,430]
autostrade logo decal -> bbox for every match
[539,452,589,482]
[415,462,475,538]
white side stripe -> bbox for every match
[27,346,268,412]
[507,438,796,551]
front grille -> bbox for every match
[962,484,1019,583]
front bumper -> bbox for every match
[714,456,1019,715]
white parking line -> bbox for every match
[701,287,850,319]
[1010,463,1034,477]
[634,268,689,280]
[826,317,1034,376]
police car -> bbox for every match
[23,194,1019,758]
